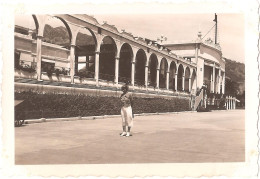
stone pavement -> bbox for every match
[15,110,245,164]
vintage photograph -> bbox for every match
[14,13,245,165]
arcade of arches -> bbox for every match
[14,14,207,94]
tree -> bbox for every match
[225,78,240,96]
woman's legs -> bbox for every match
[126,126,131,137]
[127,126,131,132]
[121,106,133,137]
[120,108,127,136]
[120,126,127,136]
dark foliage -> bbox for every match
[225,78,240,96]
[197,106,211,112]
[15,91,190,120]
[15,60,36,73]
[224,58,245,94]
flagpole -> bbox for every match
[214,13,218,44]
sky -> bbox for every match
[93,14,244,63]
[15,13,244,63]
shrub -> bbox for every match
[15,91,190,119]
[46,67,54,77]
[16,61,36,73]
[197,106,211,112]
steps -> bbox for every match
[194,89,204,110]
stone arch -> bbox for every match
[184,66,191,92]
[15,15,38,37]
[99,36,117,81]
[177,64,184,91]
[148,53,158,87]
[32,15,39,35]
[135,48,147,86]
[119,43,133,83]
[39,16,72,75]
[53,16,73,44]
[74,27,97,79]
[42,16,71,46]
[169,61,177,90]
[159,58,168,89]
[14,15,39,69]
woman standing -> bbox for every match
[120,83,134,137]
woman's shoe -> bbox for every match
[126,132,131,137]
[120,132,127,136]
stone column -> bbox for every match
[231,97,234,109]
[215,72,218,93]
[210,72,213,92]
[222,72,225,94]
[94,51,100,86]
[156,68,160,88]
[226,96,229,110]
[228,96,231,110]
[233,97,235,110]
[36,35,43,81]
[131,61,135,86]
[189,77,191,92]
[218,69,221,93]
[166,71,169,90]
[175,73,178,91]
[231,97,233,110]
[145,65,149,88]
[225,97,227,110]
[234,98,236,109]
[232,97,235,110]
[70,44,76,84]
[114,57,119,84]
[182,75,185,91]
[212,65,215,93]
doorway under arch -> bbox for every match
[148,54,158,87]
[119,43,133,83]
[135,49,147,86]
[99,36,117,82]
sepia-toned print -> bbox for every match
[14,13,245,165]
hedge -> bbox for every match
[15,91,191,119]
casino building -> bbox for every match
[14,14,225,107]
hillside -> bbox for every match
[224,57,245,93]
[224,58,245,82]
[42,25,95,46]
[43,24,70,45]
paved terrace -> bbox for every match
[15,110,244,164]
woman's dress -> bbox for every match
[120,93,133,127]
